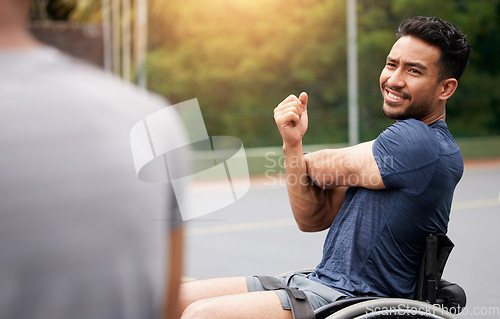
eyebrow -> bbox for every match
[386,57,428,71]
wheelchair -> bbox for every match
[265,234,466,319]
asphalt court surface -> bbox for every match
[183,160,500,317]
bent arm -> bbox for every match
[284,143,347,232]
[274,93,349,232]
[284,140,385,232]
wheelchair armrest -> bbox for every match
[314,296,380,319]
[436,279,466,313]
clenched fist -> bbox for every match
[273,92,309,149]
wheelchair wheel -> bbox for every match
[322,298,458,319]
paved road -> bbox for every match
[183,161,500,318]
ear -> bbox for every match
[438,78,458,101]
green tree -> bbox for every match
[148,0,350,147]
[38,0,500,146]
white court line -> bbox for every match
[186,197,500,237]
[451,198,500,210]
[186,218,296,236]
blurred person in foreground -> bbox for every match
[179,16,471,318]
[0,0,187,318]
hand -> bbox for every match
[273,92,308,149]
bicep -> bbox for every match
[342,141,385,189]
[306,141,385,190]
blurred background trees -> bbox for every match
[32,0,500,148]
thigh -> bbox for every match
[181,290,293,319]
[180,276,248,312]
[287,274,347,310]
[247,274,347,311]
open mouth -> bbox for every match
[387,90,403,101]
[383,86,410,105]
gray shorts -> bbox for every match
[246,273,347,311]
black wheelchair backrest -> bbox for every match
[414,233,466,312]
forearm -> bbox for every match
[166,226,183,319]
[284,143,339,232]
[274,92,345,231]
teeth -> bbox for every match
[387,91,403,100]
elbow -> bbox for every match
[296,222,313,232]
[296,219,330,233]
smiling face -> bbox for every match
[379,36,448,123]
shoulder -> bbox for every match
[373,119,441,180]
[49,47,171,119]
[375,119,440,156]
[381,119,436,142]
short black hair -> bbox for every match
[396,16,471,81]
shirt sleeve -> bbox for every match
[372,119,440,195]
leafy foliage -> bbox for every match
[147,0,500,148]
[31,0,103,22]
[33,0,500,147]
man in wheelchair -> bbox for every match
[179,16,471,319]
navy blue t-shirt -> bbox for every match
[308,118,463,298]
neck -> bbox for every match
[0,27,40,49]
[0,0,40,49]
[420,106,446,125]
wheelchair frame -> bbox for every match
[272,234,466,319]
